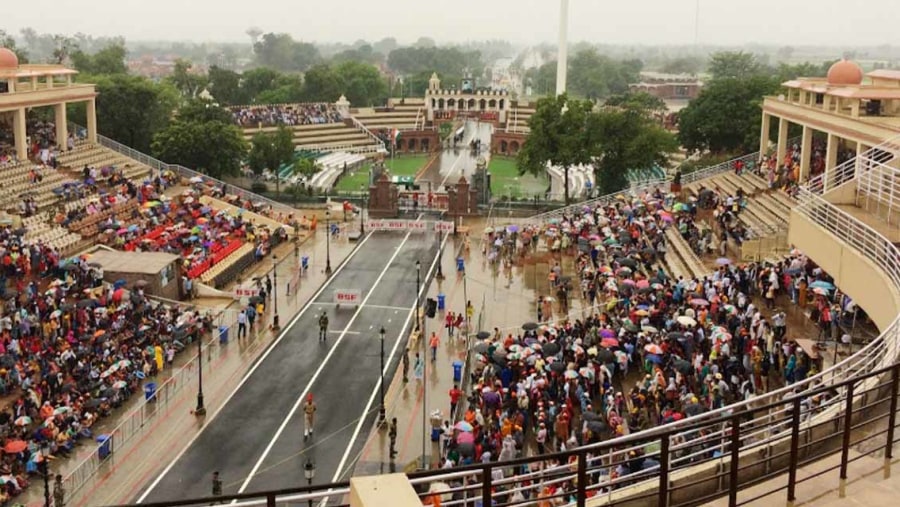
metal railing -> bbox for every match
[349,116,387,152]
[531,177,668,223]
[856,161,900,225]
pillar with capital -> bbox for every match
[776,117,789,168]
[54,103,68,150]
[759,112,771,155]
[799,125,813,183]
[824,133,839,191]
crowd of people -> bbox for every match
[230,104,343,128]
[432,187,850,502]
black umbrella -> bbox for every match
[473,343,490,355]
[522,322,539,331]
[476,331,491,340]
[76,299,98,309]
[684,403,705,417]
[586,420,606,433]
[0,355,14,368]
[542,342,561,356]
[59,303,74,312]
[492,350,507,362]
[617,258,638,268]
[673,359,692,375]
[457,441,475,458]
[548,361,566,373]
[248,296,264,304]
[582,411,602,421]
[83,398,105,409]
[559,276,572,285]
[597,348,615,363]
[63,264,80,272]
[668,332,685,340]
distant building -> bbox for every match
[629,71,703,103]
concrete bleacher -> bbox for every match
[308,152,366,191]
[56,143,152,182]
[664,227,708,280]
[504,105,535,134]
[0,165,71,210]
[198,195,291,236]
[352,107,422,131]
[21,213,84,254]
[242,122,382,154]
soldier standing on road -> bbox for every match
[388,418,398,459]
[402,348,410,383]
[212,471,223,501]
[304,394,317,440]
[318,313,329,341]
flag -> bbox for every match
[392,128,401,146]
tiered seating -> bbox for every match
[353,108,421,131]
[0,166,71,209]
[23,225,83,253]
[504,105,535,133]
[66,199,140,237]
[56,144,152,181]
[664,227,708,280]
[186,239,242,279]
[243,123,381,153]
[199,243,255,287]
[197,196,288,234]
[309,152,366,190]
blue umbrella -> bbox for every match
[809,280,835,291]
[646,353,664,364]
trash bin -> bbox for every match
[301,255,309,272]
[452,360,463,382]
[97,434,112,460]
[431,427,442,442]
[437,293,446,311]
[144,382,157,402]
[456,257,465,272]
[218,325,229,344]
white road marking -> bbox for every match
[235,224,422,495]
[437,121,489,189]
[137,232,373,503]
[320,230,448,505]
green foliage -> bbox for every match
[255,74,305,104]
[568,50,641,100]
[293,158,319,180]
[604,91,667,117]
[247,126,295,177]
[517,94,594,205]
[70,42,127,75]
[707,51,767,80]
[253,33,320,72]
[241,68,282,102]
[336,61,388,106]
[523,62,557,96]
[586,105,678,195]
[151,119,247,179]
[176,99,234,125]
[207,65,246,105]
[677,76,780,154]
[167,59,208,99]
[303,64,343,102]
[660,56,704,75]
[387,46,484,82]
[71,73,178,153]
[331,44,381,65]
[251,182,269,194]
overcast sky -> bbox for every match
[3,0,897,47]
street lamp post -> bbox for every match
[195,328,206,416]
[325,210,333,275]
[415,261,421,332]
[379,326,386,423]
[41,441,50,507]
[272,254,280,330]
[304,459,316,507]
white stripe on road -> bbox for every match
[235,223,421,495]
[136,231,371,504]
[320,230,448,505]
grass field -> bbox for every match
[489,157,548,199]
[334,155,429,192]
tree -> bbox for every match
[207,65,246,105]
[567,49,640,100]
[302,64,343,102]
[335,61,388,106]
[292,158,319,183]
[168,59,208,99]
[372,37,398,56]
[677,76,780,155]
[177,99,233,125]
[246,27,263,46]
[51,35,77,64]
[387,46,484,82]
[256,74,305,104]
[586,104,678,195]
[517,94,594,205]
[241,67,282,102]
[523,62,557,96]
[152,120,247,179]
[707,51,766,80]
[247,126,295,194]
[660,56,704,75]
[70,42,128,75]
[253,33,320,72]
[69,73,179,153]
[604,91,667,117]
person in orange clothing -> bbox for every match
[429,332,440,362]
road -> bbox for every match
[135,231,439,502]
[417,120,493,191]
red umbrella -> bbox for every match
[601,337,620,348]
[112,288,125,303]
[3,440,27,453]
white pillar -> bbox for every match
[13,108,27,162]
[55,103,68,150]
[759,112,771,155]
[776,117,789,168]
[86,98,98,144]
[555,0,569,96]
[824,133,838,192]
[799,125,813,183]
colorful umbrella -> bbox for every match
[677,316,697,327]
[601,337,619,348]
[454,421,473,432]
[644,344,664,355]
[3,440,27,454]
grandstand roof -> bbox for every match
[89,250,180,275]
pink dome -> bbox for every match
[0,48,18,69]
[827,59,863,86]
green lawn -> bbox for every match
[334,155,429,192]
[489,157,548,199]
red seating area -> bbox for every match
[185,240,242,279]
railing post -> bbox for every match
[266,493,276,507]
[886,365,899,479]
[787,398,801,507]
[659,434,670,507]
[482,464,492,507]
[839,382,855,497]
[729,415,741,507]
[577,450,588,507]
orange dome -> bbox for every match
[0,48,18,69]
[827,59,863,86]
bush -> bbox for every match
[251,182,269,193]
